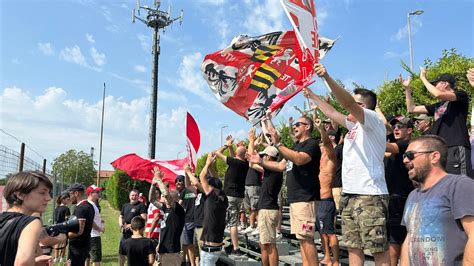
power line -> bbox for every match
[0,128,47,160]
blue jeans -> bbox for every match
[200,250,220,266]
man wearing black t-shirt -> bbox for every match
[385,116,415,265]
[67,183,95,266]
[259,116,321,266]
[176,175,197,266]
[248,144,284,266]
[403,71,472,177]
[216,135,249,256]
[193,152,228,265]
[151,167,185,266]
[118,189,147,263]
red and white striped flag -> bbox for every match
[186,112,201,170]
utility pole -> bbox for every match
[133,0,183,159]
[97,83,105,186]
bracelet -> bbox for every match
[275,142,283,148]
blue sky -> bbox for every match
[1,0,473,173]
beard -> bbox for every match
[410,163,431,183]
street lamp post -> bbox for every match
[407,10,424,71]
[221,125,228,146]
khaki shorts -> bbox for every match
[258,209,279,244]
[290,201,318,240]
[194,227,203,253]
[159,253,181,266]
[332,187,342,211]
[341,194,389,254]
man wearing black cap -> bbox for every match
[67,183,95,266]
[402,70,472,177]
[384,116,415,265]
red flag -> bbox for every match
[186,112,200,170]
[111,153,186,190]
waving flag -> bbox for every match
[186,112,200,170]
[111,154,186,190]
[202,31,303,124]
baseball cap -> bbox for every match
[175,175,185,183]
[414,114,431,121]
[390,116,414,128]
[430,73,456,87]
[327,130,337,137]
[86,185,103,195]
[259,146,279,158]
[206,176,223,190]
[66,183,85,193]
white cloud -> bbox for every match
[134,65,147,73]
[100,5,113,22]
[59,45,88,67]
[0,86,195,171]
[86,33,95,44]
[199,0,226,5]
[90,47,106,66]
[137,34,150,52]
[391,17,423,42]
[243,0,284,35]
[176,52,212,102]
[38,42,55,56]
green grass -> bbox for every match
[99,200,122,265]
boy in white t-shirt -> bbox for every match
[303,64,390,265]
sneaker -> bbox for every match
[250,228,259,236]
[237,224,246,231]
[231,249,245,257]
[276,232,282,240]
[243,226,254,234]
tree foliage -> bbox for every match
[52,149,96,186]
[377,49,474,120]
[105,169,151,210]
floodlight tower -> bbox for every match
[133,0,183,159]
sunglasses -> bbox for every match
[392,124,408,130]
[403,150,435,160]
[175,179,184,183]
[293,122,308,127]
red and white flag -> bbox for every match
[186,112,200,170]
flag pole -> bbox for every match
[97,82,106,187]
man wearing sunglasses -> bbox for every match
[303,64,389,265]
[385,116,415,265]
[400,135,474,265]
[402,70,471,178]
[413,114,432,135]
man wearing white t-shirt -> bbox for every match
[86,185,105,266]
[303,64,389,265]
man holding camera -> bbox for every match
[67,183,95,266]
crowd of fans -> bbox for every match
[1,66,474,266]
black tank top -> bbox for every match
[0,212,39,266]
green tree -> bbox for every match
[52,149,96,186]
[378,49,474,120]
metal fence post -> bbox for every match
[19,143,25,172]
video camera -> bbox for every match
[45,215,80,237]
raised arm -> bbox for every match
[184,163,201,193]
[215,135,234,161]
[400,74,428,114]
[303,87,347,129]
[248,127,263,173]
[314,64,366,124]
[314,116,336,162]
[150,167,167,208]
[420,68,457,101]
[200,152,216,194]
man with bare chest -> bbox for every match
[314,117,340,266]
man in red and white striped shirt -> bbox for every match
[147,179,165,249]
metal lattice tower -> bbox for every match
[133,0,183,159]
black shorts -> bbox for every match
[69,244,90,266]
[181,222,195,245]
[388,195,408,244]
[316,199,336,234]
[446,145,472,177]
[89,236,102,262]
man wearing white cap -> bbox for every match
[413,114,432,135]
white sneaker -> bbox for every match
[276,232,282,239]
[250,228,259,236]
[243,226,254,234]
